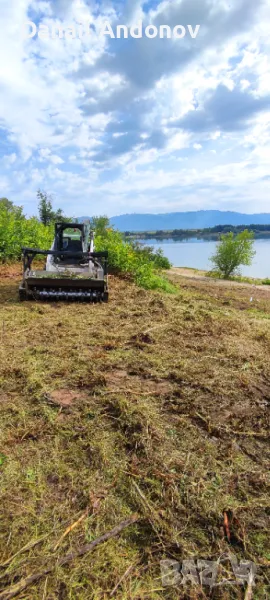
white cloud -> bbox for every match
[3,153,17,166]
[0,0,269,216]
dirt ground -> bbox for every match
[0,265,269,599]
[168,268,270,292]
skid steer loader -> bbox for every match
[19,222,109,302]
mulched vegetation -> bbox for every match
[0,266,269,599]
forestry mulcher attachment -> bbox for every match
[19,222,108,302]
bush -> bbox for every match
[210,230,256,279]
[130,241,171,270]
[94,225,175,292]
[0,200,54,261]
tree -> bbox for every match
[210,230,256,279]
[37,190,54,226]
[0,198,23,216]
[37,190,70,225]
[91,216,110,235]
[54,208,67,223]
[0,198,14,211]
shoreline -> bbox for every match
[168,267,270,290]
[127,233,270,242]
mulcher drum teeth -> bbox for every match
[20,288,108,302]
[36,289,104,302]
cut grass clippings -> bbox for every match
[0,265,269,599]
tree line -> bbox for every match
[125,223,270,239]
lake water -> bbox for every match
[141,238,270,279]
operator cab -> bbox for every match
[61,230,83,253]
[46,222,92,269]
[55,223,89,253]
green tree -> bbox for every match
[210,230,256,279]
[37,190,70,224]
[54,208,67,222]
[91,216,110,235]
[0,198,14,211]
[37,190,54,226]
[0,198,23,216]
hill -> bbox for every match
[110,211,270,232]
[78,211,270,232]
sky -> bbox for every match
[0,0,270,217]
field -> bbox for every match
[0,265,269,599]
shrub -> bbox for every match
[210,230,256,279]
[94,225,175,292]
[130,241,171,270]
[0,201,54,261]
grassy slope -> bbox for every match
[0,266,269,599]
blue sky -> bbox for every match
[0,0,270,217]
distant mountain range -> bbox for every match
[78,211,270,232]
